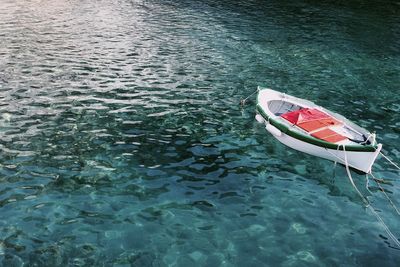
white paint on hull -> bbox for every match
[266,123,381,173]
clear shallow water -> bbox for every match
[0,0,400,266]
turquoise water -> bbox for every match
[1,0,400,266]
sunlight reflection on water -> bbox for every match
[0,0,400,266]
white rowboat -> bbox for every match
[256,87,382,173]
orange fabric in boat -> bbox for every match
[297,118,341,132]
[311,128,347,143]
[281,108,342,132]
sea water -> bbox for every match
[0,0,399,266]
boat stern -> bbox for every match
[365,143,382,173]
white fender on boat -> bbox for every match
[255,114,265,124]
[265,123,282,137]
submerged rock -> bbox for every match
[290,223,307,234]
[189,250,206,262]
[246,224,267,236]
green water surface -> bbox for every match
[0,0,399,266]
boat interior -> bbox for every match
[267,99,372,145]
[268,100,303,116]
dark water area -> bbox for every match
[1,0,400,266]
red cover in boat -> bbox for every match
[281,108,330,124]
[281,108,341,132]
[311,128,347,143]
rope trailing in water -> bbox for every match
[369,172,400,216]
[369,150,400,216]
[365,174,373,195]
[341,145,368,205]
[341,145,400,248]
[240,89,258,106]
[380,152,400,171]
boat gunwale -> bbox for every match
[256,90,378,153]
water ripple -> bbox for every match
[1,0,400,266]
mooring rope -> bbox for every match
[240,89,258,106]
[365,174,373,195]
[380,152,400,171]
[367,205,400,248]
[341,145,368,205]
[369,172,400,216]
[341,145,400,248]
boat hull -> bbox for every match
[264,122,382,173]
